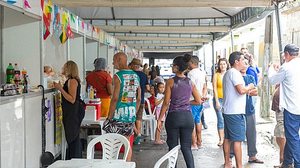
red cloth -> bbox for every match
[86,71,112,98]
[145,95,155,113]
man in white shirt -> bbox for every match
[268,44,300,168]
[188,55,207,149]
[222,52,254,168]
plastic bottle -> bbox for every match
[89,86,94,99]
[14,63,21,85]
[6,63,14,84]
[14,63,20,75]
[23,74,29,93]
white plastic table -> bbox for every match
[48,159,136,168]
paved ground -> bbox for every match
[132,97,280,168]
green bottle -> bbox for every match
[6,63,14,84]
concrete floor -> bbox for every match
[132,98,280,168]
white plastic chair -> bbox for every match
[142,98,157,141]
[86,133,130,160]
[154,145,181,168]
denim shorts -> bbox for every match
[223,114,246,142]
[191,105,203,124]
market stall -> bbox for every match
[0,1,122,167]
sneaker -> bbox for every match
[134,135,141,145]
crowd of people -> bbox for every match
[53,43,300,168]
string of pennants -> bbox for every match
[40,0,118,46]
[7,0,31,9]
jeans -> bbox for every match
[283,109,300,168]
[213,98,224,129]
[246,114,257,157]
[165,111,195,168]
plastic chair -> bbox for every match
[86,133,130,160]
[142,98,157,141]
[154,145,181,168]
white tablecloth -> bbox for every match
[48,159,136,168]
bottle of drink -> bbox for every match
[14,63,20,75]
[23,74,28,93]
[6,63,14,84]
[14,63,21,85]
[89,86,94,99]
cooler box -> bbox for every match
[95,134,134,153]
[84,99,101,120]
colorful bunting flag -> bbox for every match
[24,0,31,9]
[66,23,74,39]
[70,14,76,23]
[59,29,67,44]
[7,0,17,4]
[41,0,44,10]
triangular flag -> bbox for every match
[24,0,31,8]
[41,0,44,11]
[66,23,74,39]
[7,0,17,4]
[59,29,68,44]
[70,14,75,23]
[43,25,50,40]
[81,21,85,30]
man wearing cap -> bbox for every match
[268,44,300,168]
[130,58,150,144]
[188,55,207,149]
[86,58,113,117]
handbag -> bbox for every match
[78,99,86,123]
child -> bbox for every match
[154,82,165,145]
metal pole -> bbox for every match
[230,29,234,52]
[0,6,3,84]
[211,33,215,77]
[275,0,283,64]
[83,35,86,85]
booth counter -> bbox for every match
[0,0,136,167]
[0,89,61,168]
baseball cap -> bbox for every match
[284,44,299,55]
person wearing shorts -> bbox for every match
[106,52,141,161]
[130,58,150,145]
[272,86,290,168]
[222,52,255,168]
[188,55,207,149]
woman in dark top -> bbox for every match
[54,60,82,159]
[157,54,202,168]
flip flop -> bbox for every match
[154,140,164,145]
[191,146,198,150]
[248,159,264,164]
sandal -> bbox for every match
[248,159,264,164]
[154,140,165,145]
[217,142,223,146]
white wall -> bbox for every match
[99,44,108,60]
[107,47,115,75]
[44,35,68,74]
[69,35,84,81]
[2,7,41,86]
[86,40,98,71]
